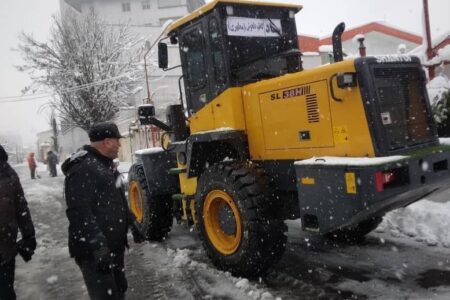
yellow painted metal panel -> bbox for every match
[189,88,246,133]
[178,173,197,196]
[333,125,349,144]
[345,172,357,194]
[212,88,246,130]
[301,177,315,185]
[259,80,334,150]
[190,199,197,224]
[243,59,376,160]
[189,102,215,133]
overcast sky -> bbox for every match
[0,0,448,145]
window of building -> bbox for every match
[158,0,184,8]
[142,1,150,10]
[122,2,131,12]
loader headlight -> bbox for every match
[337,72,357,88]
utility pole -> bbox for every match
[143,41,152,104]
[423,0,435,80]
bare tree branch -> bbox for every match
[17,11,143,132]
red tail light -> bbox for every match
[375,170,397,192]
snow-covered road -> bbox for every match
[11,163,450,299]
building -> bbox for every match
[36,129,54,162]
[298,22,423,68]
[0,132,25,164]
[58,0,205,161]
[60,0,204,108]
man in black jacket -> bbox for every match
[62,122,144,300]
[0,145,37,300]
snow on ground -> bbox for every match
[440,137,450,145]
[9,162,450,299]
[168,248,281,299]
[376,199,450,248]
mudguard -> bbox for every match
[132,147,179,196]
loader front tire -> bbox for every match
[128,164,173,241]
[196,163,287,277]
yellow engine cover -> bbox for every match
[186,59,376,163]
[259,80,334,150]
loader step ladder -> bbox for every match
[168,167,186,175]
[171,193,183,201]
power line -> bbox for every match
[0,70,143,104]
[0,94,52,104]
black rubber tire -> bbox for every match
[196,163,287,277]
[325,216,383,242]
[128,164,173,241]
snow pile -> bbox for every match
[295,155,407,166]
[134,147,163,155]
[427,75,450,106]
[168,248,281,300]
[172,248,192,267]
[437,44,450,62]
[376,200,450,248]
[439,137,450,145]
[236,278,250,289]
[337,278,402,299]
[427,44,450,65]
[352,33,365,44]
[46,275,58,285]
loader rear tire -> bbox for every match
[196,163,287,277]
[325,216,383,242]
[128,164,173,241]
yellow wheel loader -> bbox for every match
[128,0,450,277]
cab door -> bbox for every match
[180,24,210,115]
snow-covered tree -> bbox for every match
[428,76,450,136]
[432,90,450,136]
[17,11,143,131]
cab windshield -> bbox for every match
[224,10,300,83]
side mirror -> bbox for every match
[158,42,168,69]
[138,104,155,125]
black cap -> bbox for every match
[88,122,124,142]
[0,145,8,162]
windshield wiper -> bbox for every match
[267,18,282,37]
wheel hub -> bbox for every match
[218,205,236,235]
[203,190,242,255]
[129,181,144,223]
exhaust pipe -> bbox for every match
[332,22,345,62]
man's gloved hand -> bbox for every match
[17,236,37,262]
[130,221,146,244]
[93,247,112,273]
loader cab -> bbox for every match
[160,0,302,115]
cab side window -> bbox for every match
[209,17,226,94]
[183,27,206,90]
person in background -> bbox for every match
[62,122,144,300]
[0,145,37,300]
[26,152,37,179]
[46,150,58,177]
